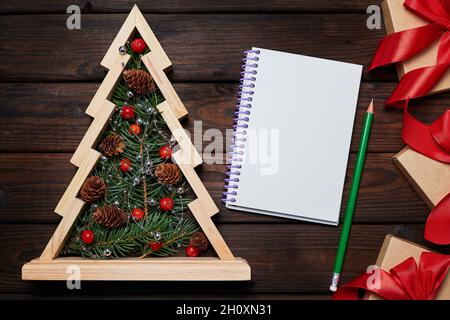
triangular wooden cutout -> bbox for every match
[22,5,250,281]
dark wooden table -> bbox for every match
[1,0,448,300]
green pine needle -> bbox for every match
[61,36,199,259]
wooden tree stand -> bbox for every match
[22,5,251,281]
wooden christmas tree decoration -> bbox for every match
[22,5,250,281]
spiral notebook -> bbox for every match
[223,48,362,225]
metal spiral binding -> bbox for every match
[222,49,260,203]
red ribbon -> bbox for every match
[370,0,450,244]
[333,252,450,300]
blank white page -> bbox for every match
[225,47,362,225]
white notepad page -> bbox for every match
[225,48,362,225]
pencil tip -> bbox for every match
[367,99,374,113]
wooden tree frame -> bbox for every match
[22,5,250,281]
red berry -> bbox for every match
[160,197,174,211]
[131,38,147,54]
[185,245,200,257]
[129,124,141,135]
[149,241,163,252]
[121,105,135,120]
[159,146,172,159]
[120,158,132,173]
[81,230,94,244]
[131,208,145,221]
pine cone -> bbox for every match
[155,163,182,185]
[99,133,125,157]
[93,205,128,229]
[80,176,106,203]
[190,232,208,251]
[123,69,156,94]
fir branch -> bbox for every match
[62,34,198,259]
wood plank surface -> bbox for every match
[0,153,430,224]
[2,223,447,294]
[0,293,330,300]
[0,14,394,82]
[0,0,380,13]
[2,82,449,153]
[0,0,445,300]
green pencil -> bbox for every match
[330,99,374,292]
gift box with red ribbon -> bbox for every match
[381,0,450,94]
[394,146,450,208]
[333,235,450,300]
[371,0,450,245]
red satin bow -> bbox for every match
[333,252,450,300]
[370,0,450,163]
[370,0,450,244]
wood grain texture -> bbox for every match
[70,99,115,166]
[29,4,241,269]
[54,149,100,216]
[2,82,449,153]
[23,257,250,281]
[0,14,394,82]
[100,5,171,71]
[2,223,448,293]
[0,293,330,300]
[0,0,381,13]
[0,0,443,300]
[143,55,188,118]
[0,153,430,224]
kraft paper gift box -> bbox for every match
[393,147,450,208]
[366,235,450,300]
[382,0,450,94]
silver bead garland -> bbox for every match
[147,197,157,206]
[176,186,185,195]
[118,46,127,55]
[133,176,141,186]
[103,248,112,257]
